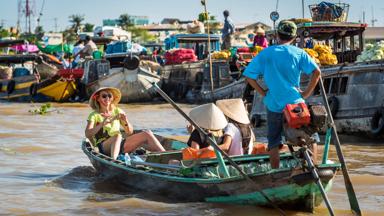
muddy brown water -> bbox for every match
[0,102,383,215]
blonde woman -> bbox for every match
[85,87,165,160]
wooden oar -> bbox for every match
[148,81,286,216]
[318,76,362,215]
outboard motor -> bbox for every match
[283,103,327,146]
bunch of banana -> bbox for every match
[305,45,338,65]
[211,50,231,60]
[249,46,264,56]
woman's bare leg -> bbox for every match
[123,130,165,153]
[101,134,122,160]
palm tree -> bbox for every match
[119,14,132,30]
[69,14,84,33]
[84,23,95,32]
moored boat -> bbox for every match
[82,136,340,212]
[81,57,161,103]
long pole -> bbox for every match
[303,149,335,216]
[318,76,362,215]
[302,0,305,18]
[150,82,286,216]
[202,0,214,92]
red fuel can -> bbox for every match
[283,103,311,128]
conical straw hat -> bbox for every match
[89,87,122,110]
[189,103,228,130]
[216,98,250,124]
[255,26,265,35]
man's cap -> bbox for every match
[277,20,297,37]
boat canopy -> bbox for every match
[37,43,74,54]
[0,54,41,63]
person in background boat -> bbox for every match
[73,35,97,59]
[85,87,165,160]
[221,10,235,50]
[187,103,233,155]
[253,27,268,48]
[216,99,255,155]
[243,20,321,169]
[71,39,84,68]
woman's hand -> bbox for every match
[119,113,133,135]
[101,113,116,126]
[186,124,194,134]
[119,113,129,125]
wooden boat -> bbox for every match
[0,54,40,101]
[82,136,340,212]
[82,57,161,103]
[29,73,79,102]
[161,34,248,103]
[0,54,78,102]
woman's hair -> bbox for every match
[228,119,252,153]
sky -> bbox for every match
[0,0,383,32]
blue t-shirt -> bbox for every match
[243,44,318,113]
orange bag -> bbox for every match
[251,143,268,155]
[198,148,216,159]
[182,147,217,160]
[182,147,198,160]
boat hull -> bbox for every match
[32,75,77,102]
[0,75,37,101]
[86,67,161,103]
[82,140,338,212]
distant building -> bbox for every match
[103,16,149,27]
[161,18,181,25]
[103,19,121,27]
[364,27,384,42]
[130,16,149,25]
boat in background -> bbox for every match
[161,34,248,103]
[0,54,41,101]
[81,56,161,103]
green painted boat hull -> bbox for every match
[82,139,340,212]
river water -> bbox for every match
[0,102,383,216]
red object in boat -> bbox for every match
[57,68,84,79]
[283,102,311,128]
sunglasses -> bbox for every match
[100,93,113,99]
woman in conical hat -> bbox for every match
[187,103,228,150]
[85,87,165,160]
[253,26,268,48]
[216,98,255,155]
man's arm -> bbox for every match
[246,78,267,97]
[301,68,321,99]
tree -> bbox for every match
[119,14,133,30]
[34,26,44,40]
[69,14,84,33]
[0,26,9,38]
[84,23,95,32]
[130,27,156,43]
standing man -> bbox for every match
[221,10,235,50]
[73,35,98,59]
[243,20,321,169]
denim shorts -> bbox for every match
[267,109,284,150]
